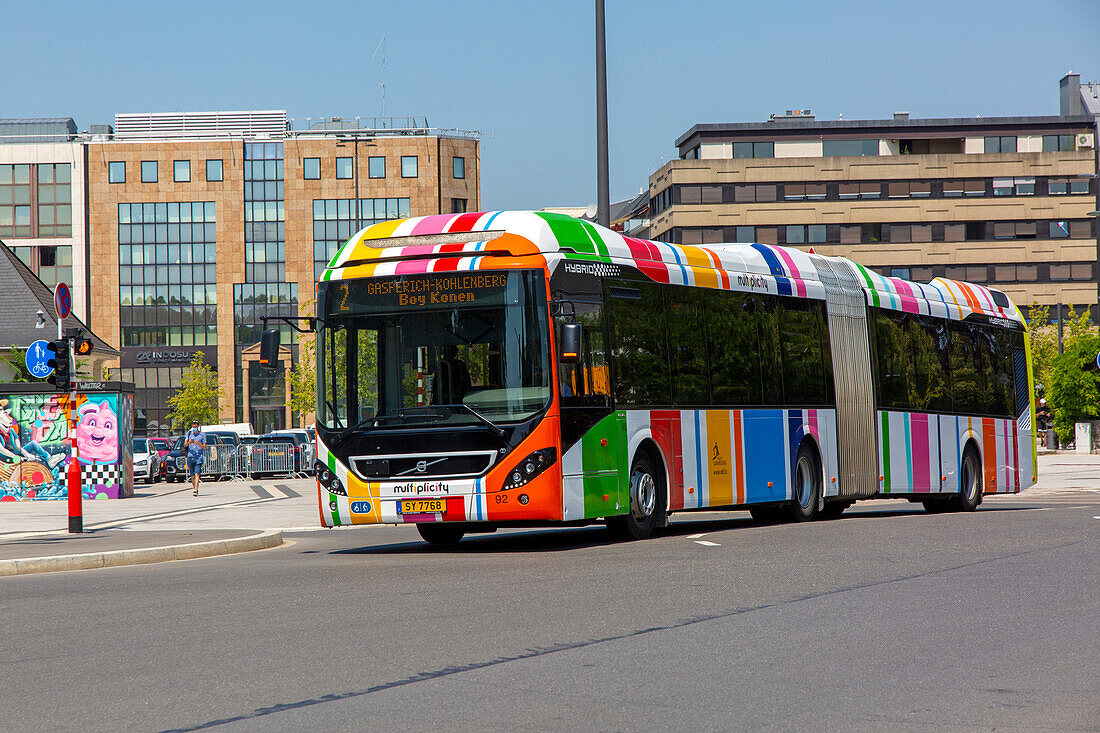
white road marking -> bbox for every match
[686,533,706,539]
[694,540,720,547]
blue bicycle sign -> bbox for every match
[26,339,54,379]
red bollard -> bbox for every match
[67,447,82,533]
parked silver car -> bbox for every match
[132,438,162,483]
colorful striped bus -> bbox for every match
[274,210,1036,545]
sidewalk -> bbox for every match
[1029,452,1100,493]
[0,476,322,576]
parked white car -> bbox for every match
[132,438,161,483]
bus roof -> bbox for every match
[323,210,1024,326]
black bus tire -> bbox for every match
[787,442,822,522]
[607,452,662,540]
[417,523,466,547]
[947,446,983,512]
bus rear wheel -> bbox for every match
[417,523,466,547]
[607,453,662,540]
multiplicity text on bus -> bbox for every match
[265,211,1036,546]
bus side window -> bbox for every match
[703,288,762,406]
[558,302,609,407]
[756,296,784,406]
[871,308,913,410]
[668,289,709,405]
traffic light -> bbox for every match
[46,338,70,391]
[74,339,94,356]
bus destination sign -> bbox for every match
[360,273,509,309]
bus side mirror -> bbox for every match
[259,328,280,368]
[560,323,581,363]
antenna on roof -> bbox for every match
[371,36,387,124]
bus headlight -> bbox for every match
[502,448,556,491]
[316,463,347,496]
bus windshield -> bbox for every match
[318,270,550,434]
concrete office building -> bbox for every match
[649,74,1100,318]
[1,111,480,434]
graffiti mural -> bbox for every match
[0,391,133,501]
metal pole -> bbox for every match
[595,0,610,227]
[66,340,82,533]
[1057,302,1064,354]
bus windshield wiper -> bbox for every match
[438,403,507,438]
[333,409,444,447]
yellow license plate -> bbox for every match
[399,498,445,514]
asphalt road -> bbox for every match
[2,491,1098,732]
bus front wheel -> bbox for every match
[417,523,466,547]
[947,447,983,512]
[607,453,662,540]
[787,442,822,522]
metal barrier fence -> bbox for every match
[246,444,309,479]
[199,444,235,478]
[175,443,312,480]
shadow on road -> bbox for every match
[328,502,1046,555]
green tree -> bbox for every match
[288,333,316,425]
[165,352,223,431]
[1046,332,1100,444]
[1026,303,1056,399]
[1,346,33,382]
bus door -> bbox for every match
[556,302,627,518]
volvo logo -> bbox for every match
[398,457,447,476]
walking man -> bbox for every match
[185,420,206,497]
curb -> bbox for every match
[0,529,283,578]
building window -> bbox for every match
[887,180,931,198]
[733,184,775,203]
[303,158,321,180]
[838,182,881,199]
[984,136,1017,154]
[453,156,465,179]
[1069,179,1090,195]
[784,183,825,200]
[243,141,286,284]
[174,160,190,183]
[117,201,217,350]
[401,156,418,178]
[1042,134,1075,152]
[141,161,158,183]
[994,177,1033,196]
[368,156,386,178]
[206,159,223,182]
[335,157,353,179]
[311,197,411,279]
[733,142,773,159]
[36,164,72,238]
[734,226,754,242]
[785,225,805,244]
[822,139,878,157]
[807,224,826,244]
[451,198,467,213]
[1050,221,1070,238]
[0,164,32,238]
[109,161,126,184]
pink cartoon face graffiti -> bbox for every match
[75,401,118,462]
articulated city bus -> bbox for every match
[271,211,1036,546]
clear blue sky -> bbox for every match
[5,0,1099,210]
